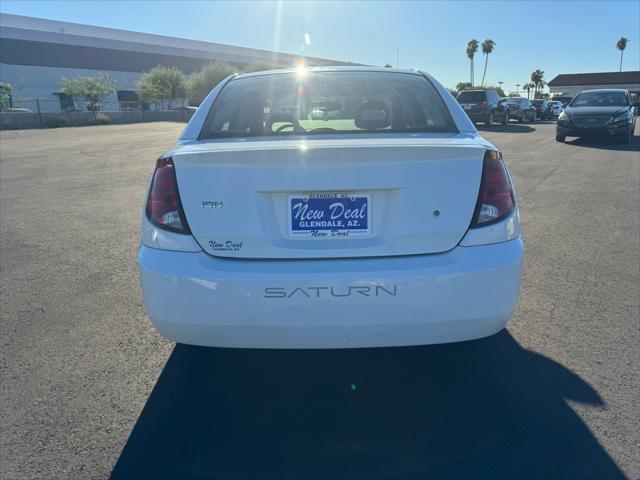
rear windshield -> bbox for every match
[457,91,486,102]
[199,71,455,139]
[570,91,628,107]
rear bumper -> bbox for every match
[138,238,524,349]
[466,111,490,122]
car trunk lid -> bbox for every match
[172,135,486,259]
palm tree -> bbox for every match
[466,39,479,86]
[530,69,545,96]
[480,39,495,86]
[537,80,546,98]
[523,83,533,100]
[617,37,629,72]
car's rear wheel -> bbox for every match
[556,135,565,142]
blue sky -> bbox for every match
[2,0,639,92]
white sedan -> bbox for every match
[138,67,523,349]
[548,101,564,118]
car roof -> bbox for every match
[577,88,628,94]
[234,66,423,79]
[458,89,500,93]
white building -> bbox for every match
[547,71,640,100]
[0,13,358,112]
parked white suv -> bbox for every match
[138,67,523,349]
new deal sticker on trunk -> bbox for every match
[288,193,371,238]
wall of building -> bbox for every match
[0,63,143,112]
[0,14,359,114]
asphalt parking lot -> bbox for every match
[1,121,638,479]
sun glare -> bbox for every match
[296,61,307,77]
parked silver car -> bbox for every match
[548,101,563,118]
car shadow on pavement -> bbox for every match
[477,124,535,133]
[110,330,624,480]
[564,134,640,152]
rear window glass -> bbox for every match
[200,71,455,139]
[457,91,486,102]
[571,91,629,107]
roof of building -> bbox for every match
[0,13,359,73]
[548,71,640,87]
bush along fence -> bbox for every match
[0,99,195,130]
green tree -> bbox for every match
[454,82,473,95]
[452,82,505,98]
[616,37,629,72]
[530,69,545,96]
[466,39,479,86]
[188,61,236,106]
[60,73,116,111]
[138,65,187,109]
[523,82,534,99]
[486,85,506,98]
[480,39,495,86]
[0,82,12,110]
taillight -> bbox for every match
[146,157,191,234]
[480,101,489,110]
[470,150,514,228]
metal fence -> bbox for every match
[0,98,195,130]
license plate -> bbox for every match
[288,193,370,238]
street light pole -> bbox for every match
[515,84,520,94]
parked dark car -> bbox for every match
[503,98,536,123]
[456,89,509,127]
[532,99,553,120]
[556,89,638,143]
